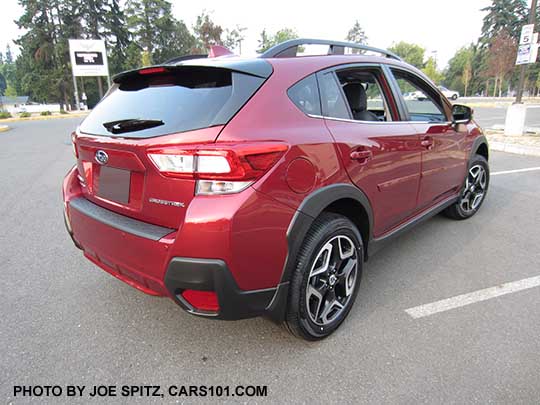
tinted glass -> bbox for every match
[80,67,265,138]
[287,74,321,116]
[318,72,350,119]
[391,69,446,123]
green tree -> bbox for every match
[5,83,17,97]
[257,28,299,53]
[422,57,443,84]
[193,11,223,52]
[481,0,527,42]
[346,20,368,48]
[388,42,425,69]
[224,26,246,53]
[126,0,194,64]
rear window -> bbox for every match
[79,67,265,138]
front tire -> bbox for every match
[444,154,489,220]
[451,94,458,100]
[284,213,363,340]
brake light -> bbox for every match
[147,143,288,195]
[181,290,219,312]
[138,67,168,75]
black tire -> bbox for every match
[284,213,363,341]
[444,154,489,220]
[451,94,458,100]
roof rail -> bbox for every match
[259,38,402,61]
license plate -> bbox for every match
[97,166,131,204]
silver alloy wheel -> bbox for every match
[460,164,487,214]
[305,235,358,326]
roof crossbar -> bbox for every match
[259,38,402,61]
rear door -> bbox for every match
[74,65,267,229]
[316,65,422,236]
[388,68,468,210]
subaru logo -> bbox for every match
[95,150,108,165]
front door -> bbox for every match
[389,68,468,210]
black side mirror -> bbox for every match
[452,104,472,124]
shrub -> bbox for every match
[0,111,12,119]
[40,110,52,116]
[19,112,31,118]
[60,109,68,114]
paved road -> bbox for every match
[468,105,540,130]
[2,118,540,404]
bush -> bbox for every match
[60,109,68,114]
[19,112,31,118]
[0,111,12,119]
[40,110,52,116]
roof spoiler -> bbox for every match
[259,38,402,61]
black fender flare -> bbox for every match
[283,183,373,283]
[470,135,489,164]
[264,183,373,322]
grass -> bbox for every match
[0,111,13,119]
[19,112,31,118]
[40,110,52,116]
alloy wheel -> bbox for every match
[460,164,487,214]
[305,235,358,326]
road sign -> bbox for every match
[519,24,535,45]
[516,25,539,65]
[68,39,109,77]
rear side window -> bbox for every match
[79,67,265,138]
[317,72,350,120]
[287,74,321,116]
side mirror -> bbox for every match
[452,104,472,124]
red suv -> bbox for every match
[63,39,489,340]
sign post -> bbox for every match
[68,39,110,110]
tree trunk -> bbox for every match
[97,77,104,99]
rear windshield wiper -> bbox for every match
[103,119,164,134]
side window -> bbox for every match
[317,72,350,119]
[391,69,446,123]
[287,74,321,116]
[335,68,392,122]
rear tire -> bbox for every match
[284,213,363,341]
[451,94,458,100]
[444,155,489,220]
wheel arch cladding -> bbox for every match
[472,135,489,161]
[282,183,373,284]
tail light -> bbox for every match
[181,290,219,312]
[71,132,79,158]
[147,142,288,195]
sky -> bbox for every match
[0,0,503,69]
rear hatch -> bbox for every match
[73,61,271,229]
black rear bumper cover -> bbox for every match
[164,257,289,321]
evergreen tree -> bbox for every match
[346,21,368,47]
[481,0,528,42]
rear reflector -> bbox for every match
[181,290,219,312]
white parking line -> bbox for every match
[492,167,540,176]
[405,275,540,319]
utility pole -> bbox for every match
[515,0,538,103]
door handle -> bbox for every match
[420,136,434,149]
[350,150,372,163]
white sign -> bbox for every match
[516,44,532,65]
[69,39,109,77]
[519,24,535,45]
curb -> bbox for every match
[489,141,540,157]
[0,125,9,133]
[0,113,89,123]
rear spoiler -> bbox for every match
[113,46,273,84]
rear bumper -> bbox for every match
[62,166,291,320]
[164,258,286,320]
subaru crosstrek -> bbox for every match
[63,39,489,340]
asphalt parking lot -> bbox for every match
[1,117,540,404]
